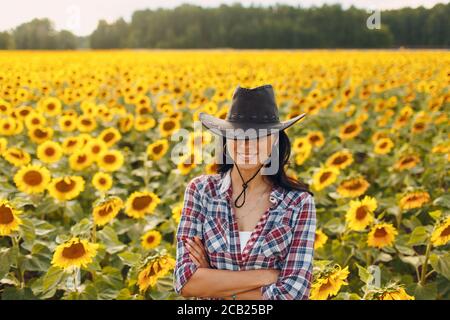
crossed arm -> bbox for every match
[180,236,279,299]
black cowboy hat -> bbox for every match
[199,84,306,140]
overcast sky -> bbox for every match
[1,0,445,36]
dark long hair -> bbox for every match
[216,130,314,197]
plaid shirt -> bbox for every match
[173,169,316,300]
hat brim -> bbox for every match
[199,112,307,140]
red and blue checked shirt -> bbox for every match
[173,168,316,300]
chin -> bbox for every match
[233,159,262,170]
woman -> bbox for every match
[173,84,316,300]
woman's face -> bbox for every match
[226,134,276,170]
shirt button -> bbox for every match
[269,196,277,204]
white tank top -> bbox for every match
[239,231,252,252]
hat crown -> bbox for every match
[227,84,280,123]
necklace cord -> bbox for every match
[233,163,264,208]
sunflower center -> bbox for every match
[47,103,55,110]
[34,128,48,138]
[347,181,362,190]
[104,154,116,163]
[99,178,106,185]
[98,205,113,217]
[374,228,387,238]
[146,235,155,243]
[344,124,356,133]
[441,225,450,237]
[92,146,100,153]
[132,195,152,210]
[55,179,76,193]
[23,170,43,186]
[45,147,55,156]
[320,172,331,183]
[333,155,347,165]
[62,242,86,259]
[153,144,163,154]
[103,132,115,143]
[0,205,14,224]
[355,206,368,220]
[163,121,175,131]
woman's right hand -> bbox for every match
[186,236,211,268]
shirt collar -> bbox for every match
[218,168,285,208]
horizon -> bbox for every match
[0,0,446,37]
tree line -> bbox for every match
[0,3,448,49]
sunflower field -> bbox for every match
[0,50,448,300]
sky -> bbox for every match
[0,0,446,36]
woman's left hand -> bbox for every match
[186,236,210,268]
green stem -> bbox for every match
[420,242,432,286]
[12,236,24,288]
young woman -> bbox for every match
[173,84,316,300]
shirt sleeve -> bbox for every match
[173,177,204,296]
[260,193,317,300]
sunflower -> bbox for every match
[377,287,415,300]
[141,230,162,250]
[310,265,350,300]
[15,105,34,120]
[368,283,415,300]
[177,152,197,175]
[93,196,123,226]
[0,117,18,136]
[393,154,421,171]
[292,137,312,154]
[99,127,122,147]
[77,114,97,132]
[315,229,328,250]
[367,223,398,249]
[137,255,176,293]
[374,137,394,155]
[58,115,77,132]
[306,131,325,148]
[312,166,340,191]
[82,138,107,161]
[430,215,450,247]
[294,147,312,166]
[345,196,377,231]
[171,203,183,225]
[37,140,63,164]
[339,122,362,140]
[0,199,22,236]
[158,118,180,137]
[62,136,82,155]
[135,115,156,131]
[119,113,134,132]
[125,191,161,219]
[28,126,54,144]
[51,237,99,270]
[69,150,94,171]
[48,176,85,201]
[325,150,354,170]
[97,149,124,172]
[399,191,431,210]
[2,147,31,167]
[39,97,62,116]
[336,176,370,198]
[14,164,51,194]
[146,139,169,161]
[25,112,47,129]
[92,171,113,192]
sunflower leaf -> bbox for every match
[407,226,429,246]
[429,252,450,280]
